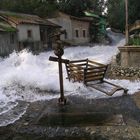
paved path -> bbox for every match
[1,92,140,140]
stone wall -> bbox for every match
[108,47,140,79]
[110,65,140,79]
[118,46,140,68]
[71,18,90,44]
[48,12,90,45]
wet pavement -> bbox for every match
[1,92,140,139]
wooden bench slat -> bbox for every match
[87,66,107,70]
[86,69,106,74]
[85,73,104,79]
[70,71,84,76]
[74,63,87,66]
[85,76,104,82]
[88,60,106,66]
[70,59,87,63]
[87,64,99,67]
[70,67,83,73]
[69,64,84,70]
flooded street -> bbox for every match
[0,30,139,126]
[0,30,140,139]
[1,93,140,139]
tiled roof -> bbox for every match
[70,15,93,22]
[0,20,16,32]
[39,20,61,27]
[54,11,92,22]
[0,11,60,27]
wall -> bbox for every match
[0,32,17,56]
[119,46,140,68]
[17,24,40,42]
[48,13,90,45]
[48,16,72,41]
[71,19,90,44]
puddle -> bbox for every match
[39,107,125,127]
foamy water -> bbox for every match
[0,30,139,126]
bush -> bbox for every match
[129,37,140,46]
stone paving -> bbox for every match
[0,92,140,140]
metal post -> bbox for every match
[58,56,66,104]
[125,0,129,45]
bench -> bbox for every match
[65,59,128,96]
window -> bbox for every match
[75,29,79,38]
[10,33,15,44]
[64,31,67,39]
[27,30,32,38]
[83,30,86,38]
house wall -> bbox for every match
[48,17,73,41]
[0,32,18,56]
[17,24,40,42]
[48,12,90,45]
[71,19,90,44]
[17,24,42,53]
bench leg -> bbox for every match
[123,89,128,96]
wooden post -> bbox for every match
[125,0,129,45]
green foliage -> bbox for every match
[128,0,140,24]
[107,0,125,31]
[107,0,140,31]
[0,0,58,17]
[57,0,105,17]
[92,0,106,15]
[58,0,90,17]
[129,37,140,46]
[0,0,106,18]
[34,0,58,17]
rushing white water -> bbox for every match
[0,29,139,126]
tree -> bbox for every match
[107,0,125,31]
[91,0,106,15]
[34,0,58,17]
[107,0,140,31]
[0,0,15,10]
[128,0,140,24]
[57,0,105,17]
[0,0,58,17]
[0,0,106,18]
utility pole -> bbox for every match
[125,0,129,45]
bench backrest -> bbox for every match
[84,60,107,84]
[65,59,108,83]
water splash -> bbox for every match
[0,29,136,126]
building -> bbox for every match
[0,11,60,56]
[48,12,92,45]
